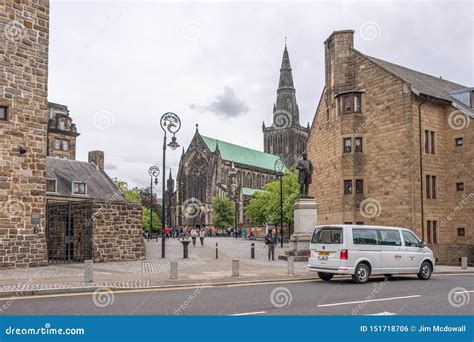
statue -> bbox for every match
[296,152,313,198]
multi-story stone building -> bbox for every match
[263,44,310,167]
[46,102,80,160]
[307,30,473,264]
[0,0,50,268]
[174,126,280,227]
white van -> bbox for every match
[307,225,435,284]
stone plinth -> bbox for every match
[279,198,317,262]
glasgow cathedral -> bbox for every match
[168,44,309,227]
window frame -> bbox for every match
[455,137,464,147]
[343,180,353,195]
[355,179,364,195]
[46,178,57,193]
[343,137,352,153]
[456,182,464,192]
[72,181,87,195]
[354,137,363,153]
[0,106,8,121]
[62,140,69,151]
[457,228,465,237]
[337,92,362,115]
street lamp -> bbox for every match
[148,166,160,240]
[274,158,285,248]
[160,112,181,258]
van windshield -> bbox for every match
[311,227,343,244]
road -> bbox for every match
[0,274,472,316]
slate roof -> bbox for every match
[46,157,126,202]
[360,52,469,103]
[201,135,286,172]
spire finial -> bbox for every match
[284,36,287,48]
[168,168,173,179]
[195,123,199,132]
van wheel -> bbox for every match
[318,272,334,281]
[352,263,370,284]
[417,261,432,280]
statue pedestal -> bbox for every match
[279,198,317,262]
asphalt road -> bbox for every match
[0,274,472,316]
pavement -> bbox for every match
[0,237,472,299]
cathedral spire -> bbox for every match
[168,168,173,180]
[278,41,294,90]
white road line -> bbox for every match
[318,295,422,308]
[367,311,397,316]
[230,311,267,316]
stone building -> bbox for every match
[0,0,50,268]
[173,126,280,227]
[46,102,79,160]
[263,44,310,167]
[307,30,473,264]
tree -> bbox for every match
[113,178,161,232]
[244,171,299,226]
[212,196,235,230]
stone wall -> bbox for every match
[0,0,50,268]
[92,201,145,262]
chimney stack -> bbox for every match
[88,150,104,169]
[324,30,355,94]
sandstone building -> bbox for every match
[46,102,79,160]
[307,30,473,264]
[263,44,310,167]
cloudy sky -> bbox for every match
[48,0,473,193]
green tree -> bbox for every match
[244,171,299,225]
[212,196,235,230]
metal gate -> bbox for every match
[46,201,93,263]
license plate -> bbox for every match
[318,251,330,256]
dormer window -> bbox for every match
[450,89,474,108]
[72,182,87,195]
[46,179,57,193]
[337,92,362,115]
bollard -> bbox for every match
[84,259,93,283]
[216,242,218,259]
[287,256,294,276]
[170,261,178,280]
[251,243,255,259]
[232,259,239,277]
[183,242,189,259]
[461,257,468,269]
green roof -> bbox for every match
[241,187,262,196]
[201,135,283,171]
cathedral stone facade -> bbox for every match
[173,126,280,227]
[263,44,310,167]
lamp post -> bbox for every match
[160,112,181,258]
[274,158,285,248]
[148,166,160,239]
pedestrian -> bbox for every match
[265,229,277,261]
[199,227,206,247]
[191,226,198,247]
[242,226,247,240]
[165,226,170,239]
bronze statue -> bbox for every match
[296,152,313,198]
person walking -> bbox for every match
[265,229,277,261]
[242,226,247,240]
[190,226,198,247]
[199,227,206,247]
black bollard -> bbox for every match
[182,241,189,259]
[216,242,218,259]
[251,243,255,259]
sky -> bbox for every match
[48,0,473,194]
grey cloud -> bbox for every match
[105,163,118,170]
[191,86,250,118]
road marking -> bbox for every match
[367,311,397,316]
[230,311,266,316]
[317,295,422,308]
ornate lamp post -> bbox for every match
[148,166,160,239]
[274,158,285,248]
[160,112,181,258]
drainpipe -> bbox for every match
[418,100,426,241]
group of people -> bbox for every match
[226,227,255,240]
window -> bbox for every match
[311,227,343,244]
[378,229,401,246]
[343,138,352,153]
[426,175,437,199]
[0,106,7,121]
[72,182,87,195]
[62,140,69,151]
[46,179,57,193]
[355,179,364,194]
[456,182,464,192]
[59,120,65,130]
[354,137,363,152]
[402,230,420,247]
[457,228,465,237]
[427,220,438,244]
[455,137,464,147]
[54,139,61,150]
[337,93,362,115]
[353,228,378,245]
[424,130,435,154]
[344,180,353,194]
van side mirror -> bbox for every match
[419,240,425,248]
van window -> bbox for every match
[402,230,420,247]
[353,229,378,245]
[312,227,343,244]
[378,229,401,246]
